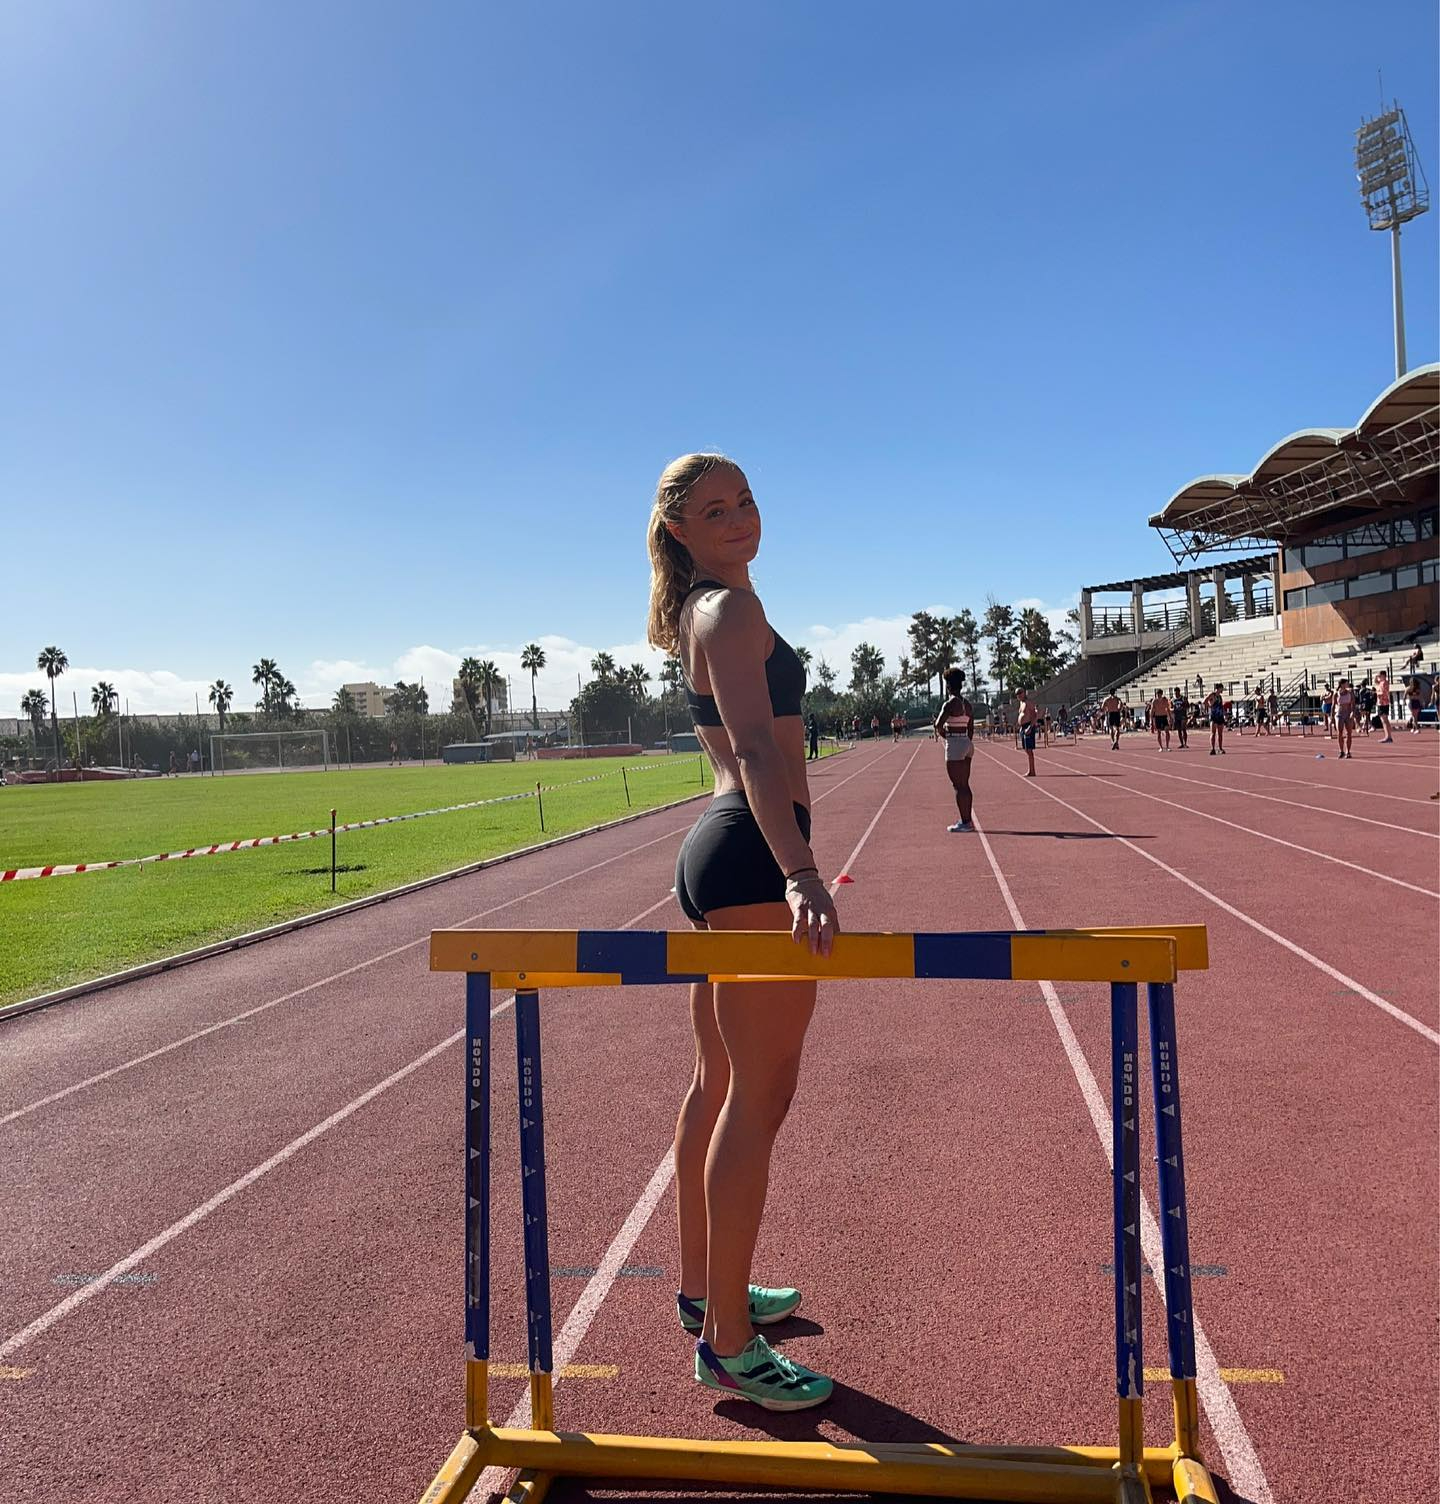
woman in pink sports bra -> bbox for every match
[933,666,976,832]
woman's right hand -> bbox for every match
[786,873,839,957]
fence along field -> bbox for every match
[0,755,718,1010]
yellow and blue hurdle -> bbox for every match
[421,927,1219,1504]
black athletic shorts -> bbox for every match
[1154,715,1169,730]
[675,792,812,924]
[1107,711,1122,728]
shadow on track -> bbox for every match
[713,1387,958,1446]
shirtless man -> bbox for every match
[1016,687,1041,777]
[1149,688,1172,751]
[1100,691,1123,751]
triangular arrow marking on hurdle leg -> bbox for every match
[1168,1206,1181,1218]
[1163,1103,1176,1116]
[1124,1170,1136,1182]
[1166,1155,1179,1167]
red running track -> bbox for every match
[1,733,1435,1503]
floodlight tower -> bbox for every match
[1355,102,1429,378]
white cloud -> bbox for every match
[0,665,218,720]
[2,595,1087,720]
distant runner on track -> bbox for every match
[1016,686,1040,777]
[1204,683,1227,755]
[1101,691,1123,750]
[1149,688,1172,751]
[1335,678,1358,758]
[933,666,975,832]
[648,451,836,1412]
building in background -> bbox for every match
[342,682,394,718]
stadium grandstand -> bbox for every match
[1043,363,1438,721]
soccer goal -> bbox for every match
[210,729,331,774]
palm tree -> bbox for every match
[955,608,982,691]
[21,688,48,757]
[477,660,500,733]
[252,658,279,715]
[627,662,652,699]
[458,657,483,735]
[331,686,356,716]
[849,642,885,692]
[981,598,1018,698]
[273,676,298,718]
[520,643,546,731]
[659,655,684,696]
[590,651,617,684]
[209,680,234,736]
[37,646,67,771]
[91,681,118,765]
[908,611,939,697]
[794,645,813,672]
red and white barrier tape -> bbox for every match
[1,788,537,882]
[1,757,704,882]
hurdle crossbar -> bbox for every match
[420,927,1218,1504]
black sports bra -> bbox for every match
[680,580,807,728]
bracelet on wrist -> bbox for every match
[784,865,820,882]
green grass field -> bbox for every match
[0,755,729,1009]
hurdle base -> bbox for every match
[421,1426,1219,1502]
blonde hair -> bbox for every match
[646,452,736,651]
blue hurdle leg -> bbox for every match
[465,972,492,1430]
[1147,980,1201,1458]
[515,989,555,1431]
[1110,981,1144,1471]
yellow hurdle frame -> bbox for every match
[420,926,1220,1504]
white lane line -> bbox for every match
[1095,751,1439,837]
[0,1009,502,1361]
[0,814,705,1128]
[978,750,1439,1047]
[0,744,902,1363]
[832,740,926,881]
[1126,753,1437,806]
[971,816,1276,1504]
[1054,755,1436,898]
[475,739,922,1497]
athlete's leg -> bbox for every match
[947,757,973,824]
[675,960,726,1303]
[700,901,817,1357]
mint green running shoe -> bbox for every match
[676,1284,802,1334]
[694,1334,833,1411]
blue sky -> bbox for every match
[2,0,1436,716]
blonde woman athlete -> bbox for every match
[933,666,976,831]
[1335,679,1357,758]
[648,453,837,1412]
